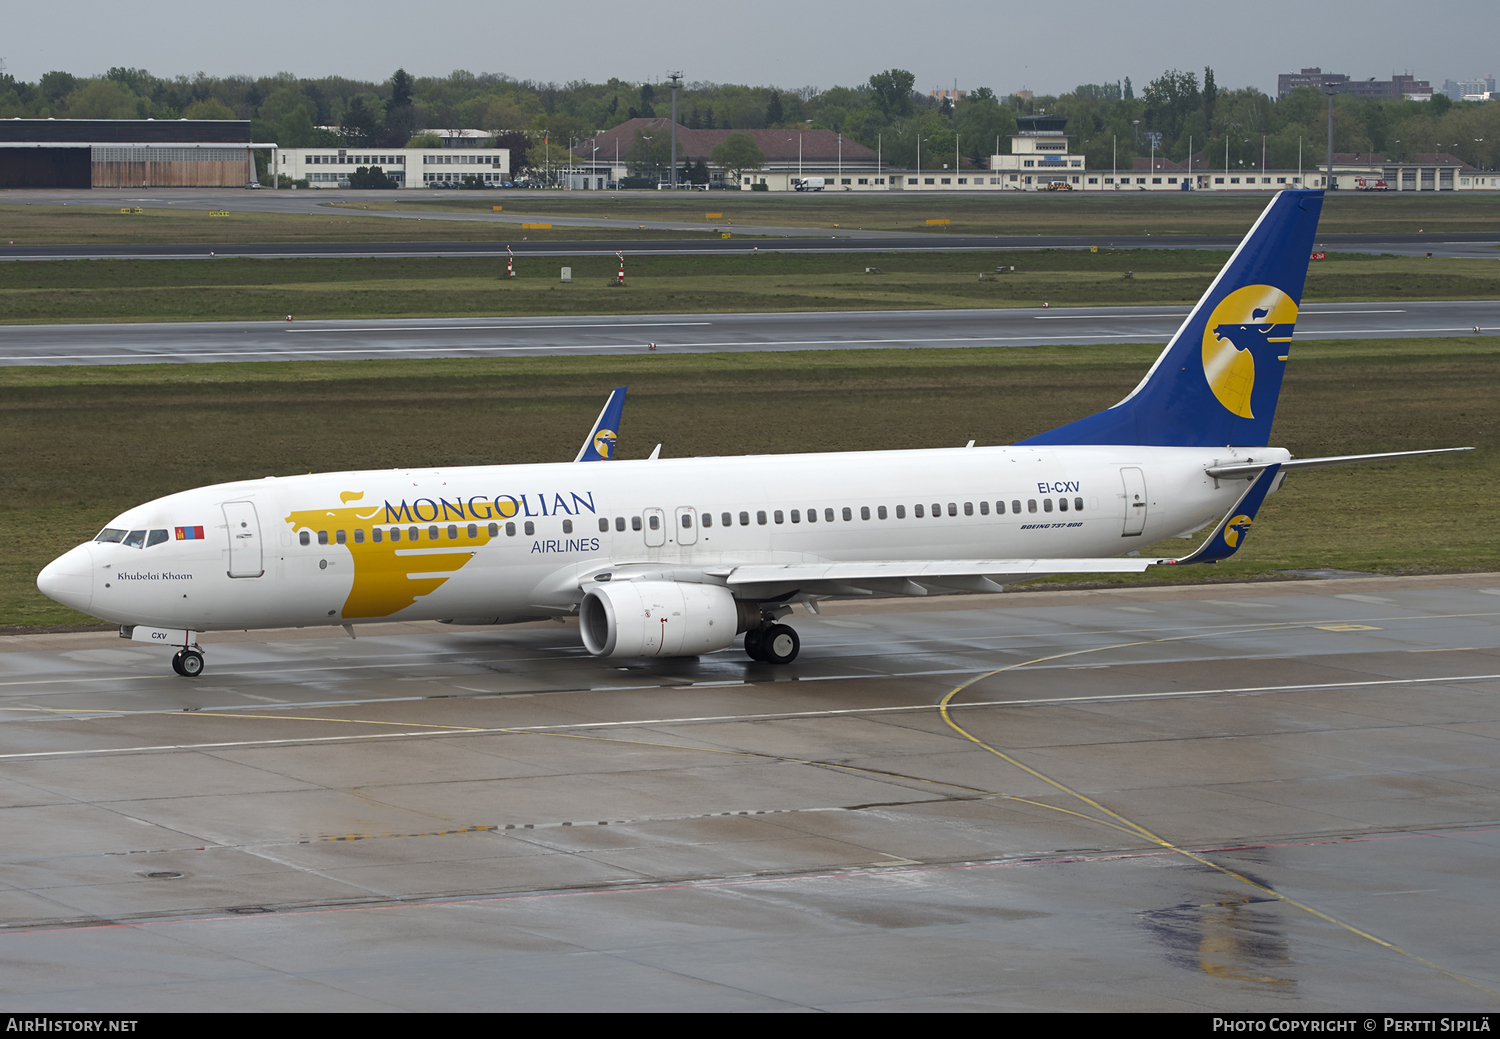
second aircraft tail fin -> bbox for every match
[575,386,627,462]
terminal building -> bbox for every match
[0,119,265,188]
[276,145,510,188]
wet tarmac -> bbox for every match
[2,573,1497,1010]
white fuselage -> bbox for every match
[42,443,1289,632]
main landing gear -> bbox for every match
[171,648,205,677]
[744,622,800,665]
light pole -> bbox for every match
[1323,87,1335,190]
[667,71,683,189]
[641,135,654,184]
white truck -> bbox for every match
[794,177,826,192]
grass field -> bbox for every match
[0,203,733,246]
[334,191,1500,236]
[3,337,1492,630]
[3,191,1498,246]
[1,250,1493,323]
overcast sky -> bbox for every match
[5,1,1495,96]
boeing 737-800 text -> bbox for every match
[37,191,1467,676]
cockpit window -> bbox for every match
[123,530,147,549]
[95,528,127,544]
[146,529,169,547]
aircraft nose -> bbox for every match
[37,544,94,612]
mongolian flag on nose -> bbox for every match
[175,526,205,540]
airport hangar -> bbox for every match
[0,118,272,189]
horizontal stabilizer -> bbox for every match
[1205,447,1473,480]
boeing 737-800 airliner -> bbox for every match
[37,190,1467,676]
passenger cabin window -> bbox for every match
[648,515,660,531]
[428,525,439,540]
[722,512,733,527]
[915,504,924,518]
[447,524,458,539]
[1058,498,1068,512]
[318,530,329,546]
[616,517,626,532]
[468,524,478,538]
[336,530,347,545]
[1027,500,1037,513]
[824,508,835,523]
[599,518,609,532]
[701,513,712,527]
[996,501,1006,515]
[739,511,750,526]
[964,502,973,516]
[390,528,402,542]
[806,508,817,523]
[948,503,958,517]
[299,530,311,546]
[562,519,573,534]
[842,507,852,521]
[1075,498,1084,511]
[373,528,383,543]
[877,506,887,520]
[1012,500,1022,514]
[354,529,365,544]
[791,510,801,523]
[774,510,784,524]
[505,522,516,536]
[860,507,870,520]
[632,516,642,531]
[1043,499,1054,513]
[757,511,767,525]
[979,502,989,516]
[896,505,906,519]
[409,527,420,540]
[489,523,499,536]
[524,521,535,536]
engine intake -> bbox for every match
[580,580,741,658]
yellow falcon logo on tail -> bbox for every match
[1202,285,1298,418]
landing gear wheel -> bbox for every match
[175,649,205,678]
[743,627,766,661]
[761,624,800,665]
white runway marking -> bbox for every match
[4,672,1496,761]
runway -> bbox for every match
[3,188,1498,258]
[2,573,1497,1010]
[1,300,1493,366]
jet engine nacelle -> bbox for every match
[579,580,741,658]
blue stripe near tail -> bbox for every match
[1020,190,1325,448]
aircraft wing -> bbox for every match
[713,557,1160,599]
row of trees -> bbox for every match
[2,65,1496,173]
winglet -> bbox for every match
[1165,462,1282,565]
[575,387,626,462]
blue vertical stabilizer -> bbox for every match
[1020,190,1324,448]
[575,387,627,461]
